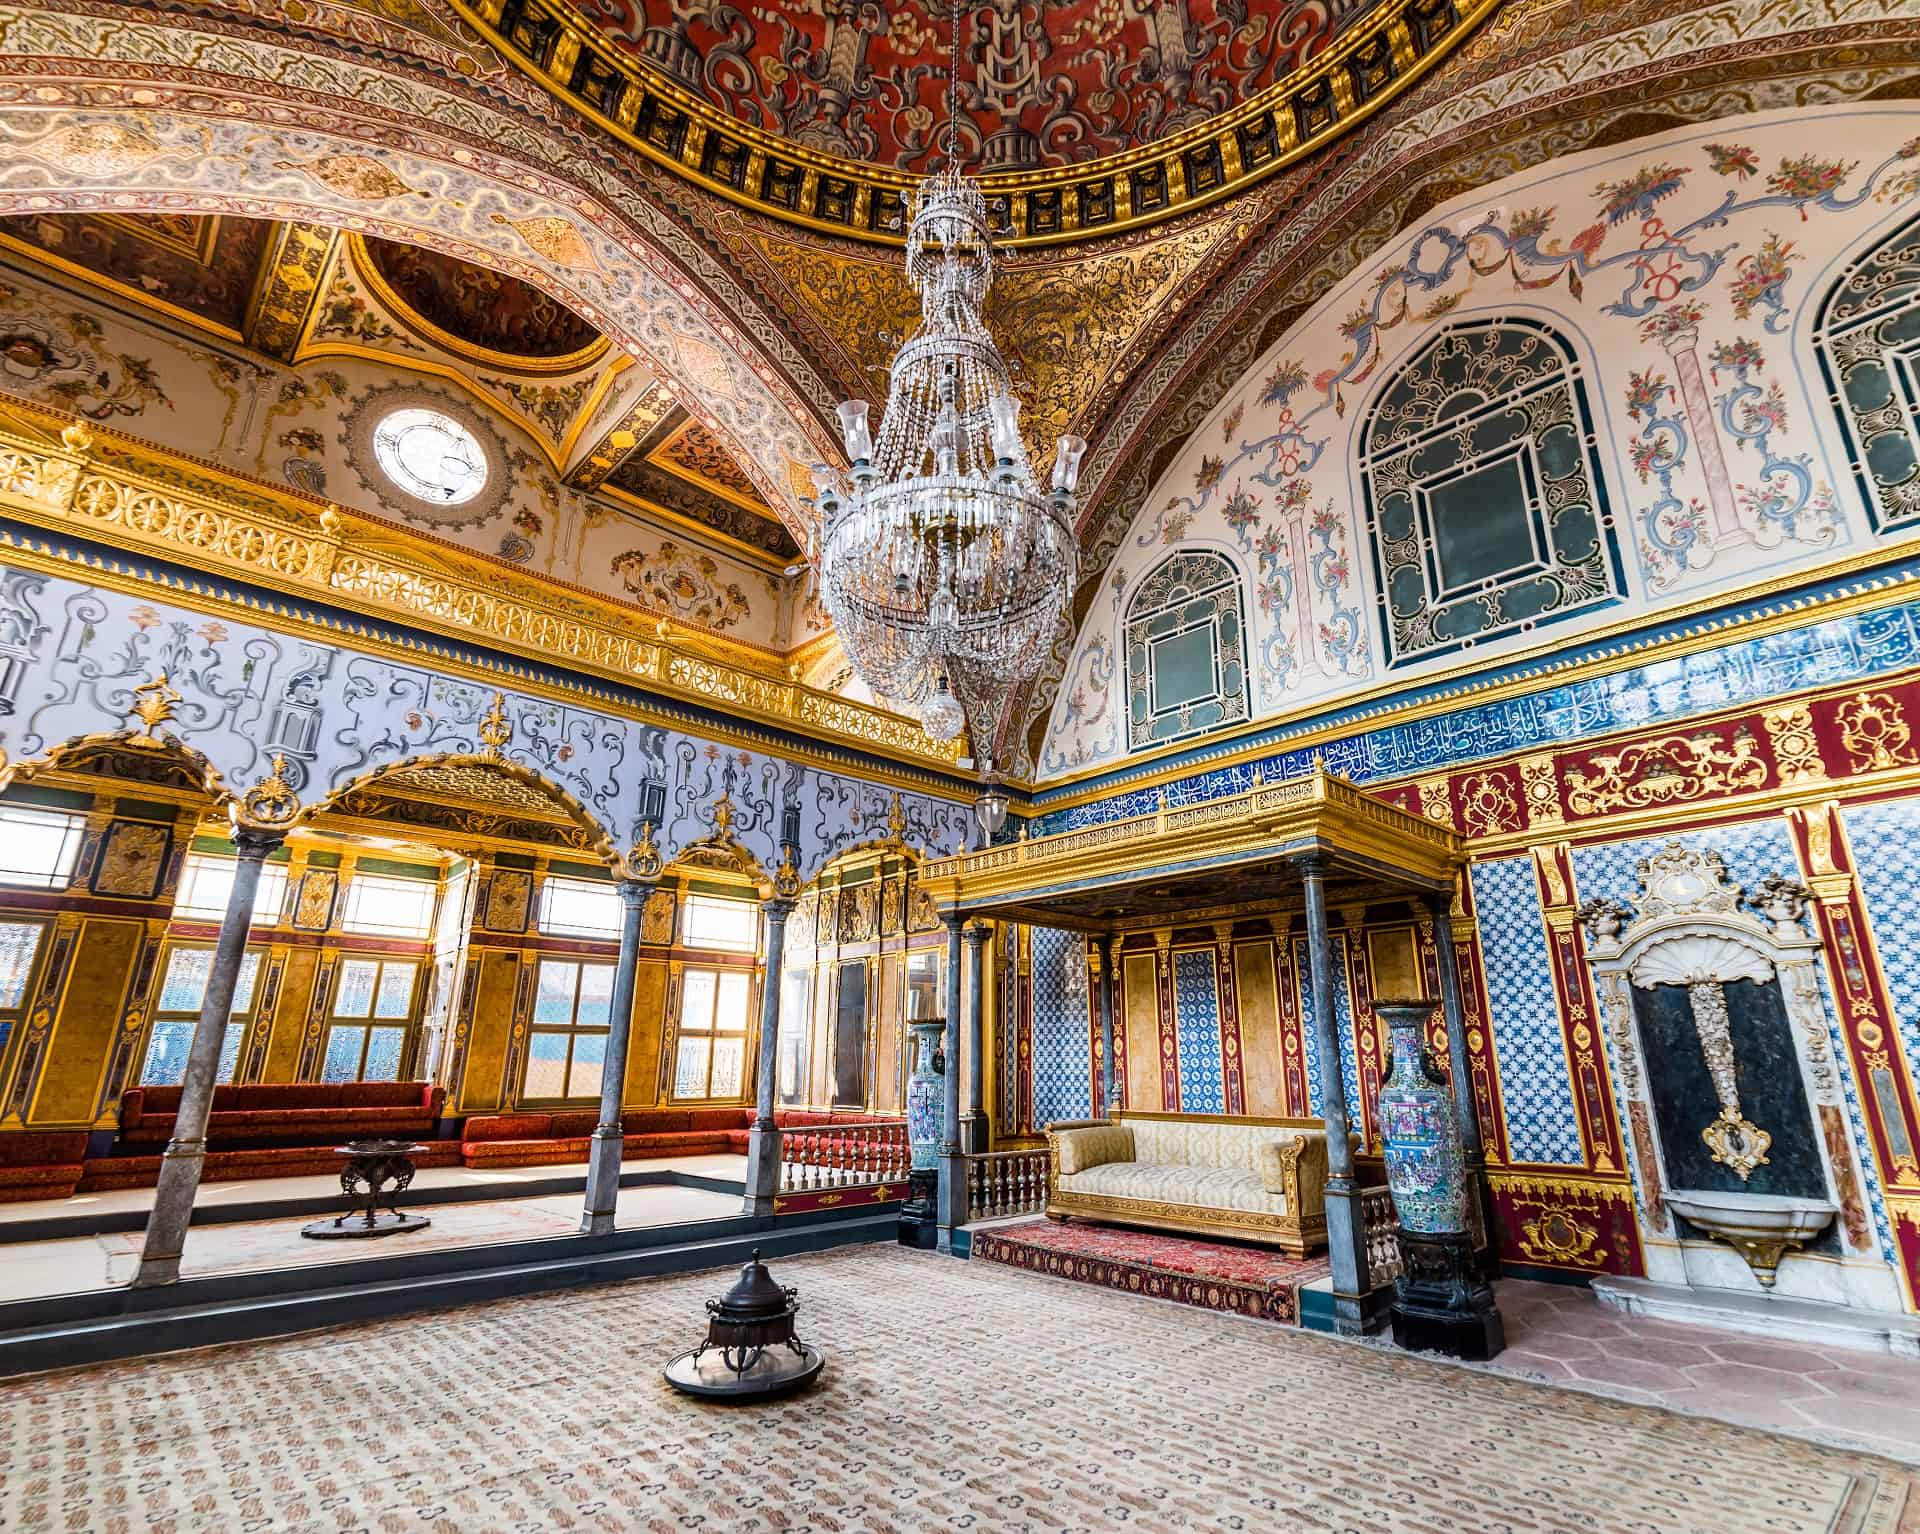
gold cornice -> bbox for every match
[596,481,793,574]
[0,228,246,345]
[920,765,1461,923]
[342,233,610,376]
[1031,547,1920,804]
[450,0,1495,249]
[0,400,971,788]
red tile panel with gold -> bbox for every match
[1213,926,1246,1116]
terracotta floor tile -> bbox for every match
[1562,1355,1697,1393]
[1705,1341,1850,1374]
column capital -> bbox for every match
[1294,850,1329,879]
[230,824,288,861]
[962,919,992,948]
[761,894,797,921]
[943,909,966,935]
[615,877,657,909]
[1095,931,1117,958]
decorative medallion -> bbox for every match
[339,383,517,531]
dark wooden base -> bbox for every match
[1390,1227,1505,1361]
[898,1169,938,1249]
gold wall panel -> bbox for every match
[625,959,669,1108]
[30,918,141,1126]
[1122,950,1160,1114]
[1368,926,1422,1002]
[1233,939,1286,1121]
[263,947,322,1083]
[458,949,522,1115]
[874,953,901,1114]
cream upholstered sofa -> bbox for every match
[1045,1110,1333,1256]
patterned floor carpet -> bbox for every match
[972,1215,1331,1323]
[2,1246,1915,1533]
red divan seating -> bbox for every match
[0,1131,89,1202]
[79,1082,453,1192]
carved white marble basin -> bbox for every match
[1666,1190,1836,1241]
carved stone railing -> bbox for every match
[0,399,964,772]
[967,1148,1050,1221]
[1360,1183,1403,1286]
[777,1120,910,1192]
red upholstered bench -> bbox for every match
[78,1081,450,1192]
[116,1082,445,1147]
[79,1140,462,1192]
[461,1107,746,1168]
[0,1131,88,1202]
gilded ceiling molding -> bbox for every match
[0,2,846,527]
[246,221,339,362]
[448,0,1494,248]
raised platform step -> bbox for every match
[0,1164,745,1244]
[1593,1276,1920,1357]
[970,1217,1331,1326]
[0,1206,897,1377]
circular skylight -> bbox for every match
[371,407,489,505]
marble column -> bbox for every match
[937,911,967,1241]
[1428,888,1498,1261]
[581,878,655,1235]
[134,827,284,1287]
[742,894,796,1216]
[961,921,990,1153]
[1299,853,1368,1332]
[1096,933,1118,1117]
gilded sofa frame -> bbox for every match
[1043,1109,1333,1258]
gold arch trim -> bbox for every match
[308,751,621,865]
[0,728,232,803]
[452,0,1495,249]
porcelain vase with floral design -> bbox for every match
[1375,999,1468,1235]
[906,1020,946,1173]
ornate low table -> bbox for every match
[300,1140,432,1239]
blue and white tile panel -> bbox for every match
[1470,856,1586,1165]
[1029,927,1093,1132]
[1171,948,1225,1115]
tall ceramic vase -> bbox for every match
[905,1019,946,1174]
[1374,998,1468,1235]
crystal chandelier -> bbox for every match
[810,8,1085,746]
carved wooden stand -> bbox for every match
[1390,1228,1505,1360]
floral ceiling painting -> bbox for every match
[1039,105,1920,780]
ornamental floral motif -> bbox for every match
[1726,233,1800,328]
[1705,143,1760,179]
[1767,155,1856,205]
[1259,359,1308,405]
[1594,162,1688,225]
[1220,485,1260,546]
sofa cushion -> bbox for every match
[1054,1125,1132,1175]
[0,1131,89,1168]
[461,1114,554,1142]
[1130,1118,1294,1172]
[547,1111,600,1138]
[1058,1161,1289,1217]
[687,1108,748,1131]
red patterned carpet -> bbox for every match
[971,1216,1331,1324]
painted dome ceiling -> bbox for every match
[359,237,605,361]
[573,0,1351,173]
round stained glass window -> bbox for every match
[371,407,489,505]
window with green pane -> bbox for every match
[522,958,615,1101]
[140,946,264,1086]
[673,965,752,1101]
[321,957,419,1083]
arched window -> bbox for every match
[1124,549,1249,749]
[1815,211,1920,533]
[1358,318,1619,668]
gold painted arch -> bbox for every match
[308,753,621,866]
[0,727,232,804]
